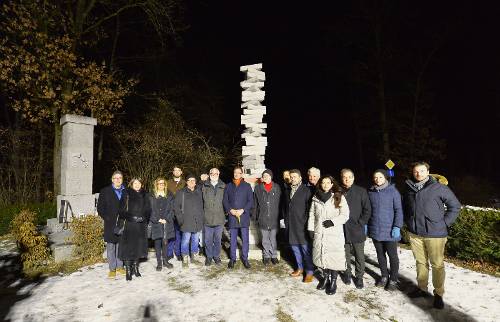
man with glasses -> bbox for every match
[200,168,226,266]
[97,171,126,278]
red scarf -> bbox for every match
[264,182,273,193]
[233,178,242,186]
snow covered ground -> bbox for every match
[2,238,499,322]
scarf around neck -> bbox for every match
[413,176,430,191]
[373,181,389,191]
[316,190,332,203]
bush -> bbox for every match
[69,215,105,262]
[10,209,52,272]
[0,202,56,235]
[446,207,500,264]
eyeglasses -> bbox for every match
[158,182,166,185]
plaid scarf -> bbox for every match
[413,176,430,191]
[290,184,300,199]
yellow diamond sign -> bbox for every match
[385,159,395,170]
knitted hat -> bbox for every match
[262,169,273,179]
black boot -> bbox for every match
[125,262,133,281]
[317,269,330,290]
[156,259,162,272]
[326,271,338,295]
[341,271,352,285]
[376,276,388,288]
[133,261,142,277]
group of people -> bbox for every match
[97,161,461,310]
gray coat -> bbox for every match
[254,182,282,230]
[403,177,461,238]
[174,187,204,233]
[201,180,226,226]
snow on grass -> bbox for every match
[4,239,500,322]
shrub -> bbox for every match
[446,207,500,264]
[10,209,51,272]
[69,215,105,263]
[1,202,56,235]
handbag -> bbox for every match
[113,195,128,236]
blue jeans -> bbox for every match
[167,221,182,257]
[180,231,199,256]
[230,227,249,261]
[204,225,223,259]
[291,244,313,275]
[106,242,123,271]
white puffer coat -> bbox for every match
[308,194,349,270]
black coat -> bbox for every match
[118,189,151,261]
[403,177,461,237]
[97,185,124,243]
[343,184,372,243]
[254,182,282,230]
[149,193,175,240]
[174,187,204,233]
[283,184,312,244]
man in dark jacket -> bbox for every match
[283,169,314,283]
[223,166,254,269]
[201,168,226,266]
[403,161,461,309]
[174,174,204,267]
[97,170,126,278]
[166,166,186,261]
[340,168,372,289]
[254,169,282,265]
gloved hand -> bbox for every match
[322,220,334,228]
[132,216,144,223]
[308,230,314,240]
[279,219,286,229]
[391,227,401,239]
[364,225,368,235]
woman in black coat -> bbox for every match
[149,177,175,271]
[118,177,151,281]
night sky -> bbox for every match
[118,1,500,187]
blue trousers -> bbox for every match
[106,242,123,271]
[204,225,223,259]
[180,231,199,256]
[230,227,249,261]
[167,221,182,257]
[291,244,314,275]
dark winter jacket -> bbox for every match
[283,184,312,244]
[97,185,124,243]
[149,193,175,240]
[254,182,282,230]
[167,178,186,195]
[223,180,254,229]
[201,180,226,226]
[403,176,461,238]
[118,189,151,260]
[342,184,372,244]
[368,184,403,241]
[174,187,204,233]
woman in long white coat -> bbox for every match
[308,175,350,295]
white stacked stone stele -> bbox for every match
[233,63,279,260]
[240,63,267,179]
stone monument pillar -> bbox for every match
[239,63,277,259]
[56,114,98,220]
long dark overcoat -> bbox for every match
[118,189,151,261]
[283,184,312,244]
[97,185,124,243]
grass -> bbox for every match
[167,276,193,294]
[275,305,296,322]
